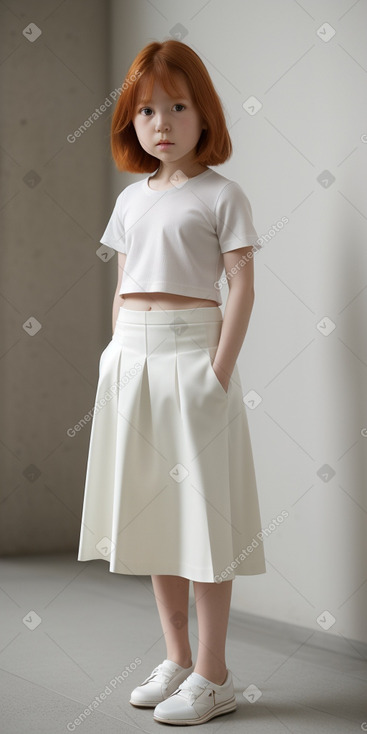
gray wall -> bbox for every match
[1,0,367,647]
[0,1,118,554]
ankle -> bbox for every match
[169,655,193,668]
[193,665,227,686]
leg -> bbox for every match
[193,579,233,685]
[151,575,192,667]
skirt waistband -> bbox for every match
[117,305,223,325]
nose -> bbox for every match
[155,124,170,134]
[154,114,170,132]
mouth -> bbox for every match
[156,142,173,146]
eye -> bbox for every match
[138,103,186,116]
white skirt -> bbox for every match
[77,306,266,583]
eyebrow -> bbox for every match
[137,97,190,105]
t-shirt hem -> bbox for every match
[100,238,126,254]
[220,240,258,253]
[119,282,222,303]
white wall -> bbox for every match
[110,0,367,646]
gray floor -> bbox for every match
[0,553,366,733]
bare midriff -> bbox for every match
[120,292,219,311]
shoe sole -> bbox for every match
[130,699,161,708]
[153,695,237,725]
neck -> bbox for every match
[153,163,208,183]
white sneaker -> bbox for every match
[153,669,237,725]
[129,658,195,707]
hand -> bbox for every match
[212,361,230,393]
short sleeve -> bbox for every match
[215,182,259,253]
[99,192,126,254]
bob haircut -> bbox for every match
[110,39,232,173]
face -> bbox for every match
[132,76,207,173]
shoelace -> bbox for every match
[142,663,175,686]
[173,678,209,705]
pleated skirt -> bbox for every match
[77,306,266,583]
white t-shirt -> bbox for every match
[100,167,259,305]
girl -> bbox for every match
[77,39,266,726]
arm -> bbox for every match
[112,252,127,336]
[212,246,255,392]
